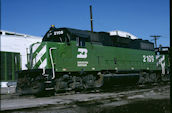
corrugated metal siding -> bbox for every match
[0,51,21,81]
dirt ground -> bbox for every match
[1,83,170,113]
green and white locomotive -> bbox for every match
[16,25,170,95]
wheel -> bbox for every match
[83,74,95,89]
[94,73,104,87]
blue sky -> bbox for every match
[1,0,170,47]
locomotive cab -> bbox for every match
[42,26,91,47]
[43,26,70,45]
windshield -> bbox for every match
[42,29,67,42]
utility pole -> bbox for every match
[150,35,161,48]
[90,5,93,32]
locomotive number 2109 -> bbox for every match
[143,55,154,62]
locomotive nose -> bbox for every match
[30,42,47,69]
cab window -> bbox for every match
[76,37,85,47]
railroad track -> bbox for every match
[1,83,170,101]
[1,81,169,100]
[1,83,169,112]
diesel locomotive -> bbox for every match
[16,26,170,95]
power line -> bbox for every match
[150,35,161,48]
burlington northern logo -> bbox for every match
[77,48,88,59]
[77,48,88,67]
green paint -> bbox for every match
[4,52,7,81]
[30,41,160,73]
[12,53,15,80]
[0,51,21,81]
[33,54,46,69]
[32,43,45,59]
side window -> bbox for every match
[66,33,70,45]
[76,37,80,46]
[76,37,85,47]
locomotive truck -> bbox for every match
[16,25,170,95]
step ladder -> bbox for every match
[43,73,54,91]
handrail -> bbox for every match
[39,58,46,76]
[49,48,57,79]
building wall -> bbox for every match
[0,30,42,82]
[0,51,20,81]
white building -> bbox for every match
[0,30,42,87]
[0,30,42,70]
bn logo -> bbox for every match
[77,48,88,58]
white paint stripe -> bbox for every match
[156,55,162,66]
[32,43,40,53]
[161,62,166,74]
[33,45,46,67]
[156,55,160,59]
[39,58,47,69]
[160,55,165,74]
[159,55,165,63]
[156,55,166,74]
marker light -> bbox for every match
[51,25,55,28]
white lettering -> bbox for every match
[77,61,88,67]
[143,55,146,62]
[143,55,154,62]
[54,31,63,35]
